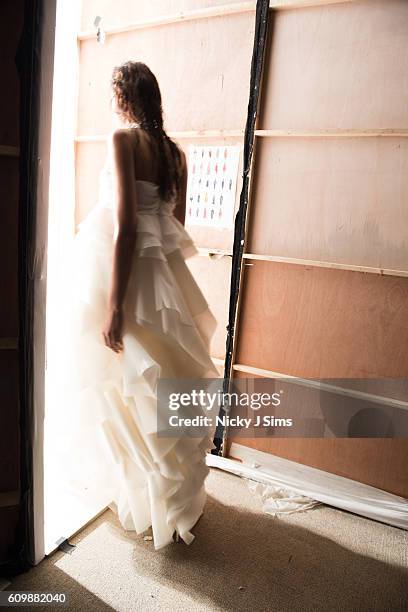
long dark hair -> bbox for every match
[111,61,183,203]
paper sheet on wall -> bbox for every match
[185,145,240,229]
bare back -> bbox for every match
[117,127,187,224]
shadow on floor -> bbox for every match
[6,474,408,612]
[107,492,408,612]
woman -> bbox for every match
[64,61,219,549]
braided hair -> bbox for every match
[111,61,183,203]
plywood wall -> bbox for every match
[229,0,408,496]
[248,138,408,271]
[77,13,253,136]
[76,1,255,362]
[237,260,408,379]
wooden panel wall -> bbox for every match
[237,260,408,379]
[260,0,408,131]
[76,1,255,362]
[248,138,408,271]
[229,0,408,496]
[78,13,253,136]
[232,370,408,497]
[0,0,24,563]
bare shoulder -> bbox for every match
[109,127,136,149]
[107,128,137,167]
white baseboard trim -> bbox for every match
[206,443,408,530]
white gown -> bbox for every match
[59,155,220,549]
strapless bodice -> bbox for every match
[79,158,197,262]
[98,161,177,216]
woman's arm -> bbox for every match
[102,129,138,353]
[173,149,187,226]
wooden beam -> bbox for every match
[75,129,244,143]
[76,128,408,143]
[211,356,225,367]
[77,0,358,44]
[78,2,256,40]
[77,0,358,43]
[255,129,408,138]
[242,253,408,278]
[219,0,271,456]
[270,0,357,9]
[232,363,408,412]
[170,130,244,140]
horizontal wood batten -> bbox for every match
[0,145,20,157]
[232,363,408,412]
[76,129,408,142]
[78,2,256,40]
[255,129,408,138]
[78,0,357,43]
[75,130,244,143]
[171,130,244,140]
[211,356,225,367]
[270,0,358,9]
[242,253,408,278]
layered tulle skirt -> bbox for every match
[54,203,220,549]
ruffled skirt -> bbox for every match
[54,204,220,549]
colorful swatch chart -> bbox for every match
[185,145,240,229]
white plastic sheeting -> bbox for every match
[206,444,408,530]
[246,480,321,515]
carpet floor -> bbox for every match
[5,468,408,611]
